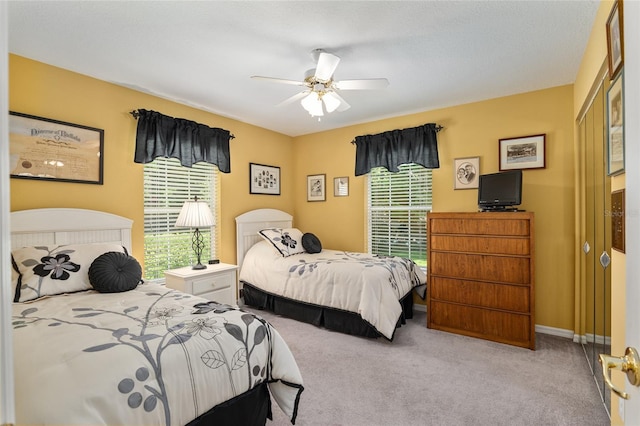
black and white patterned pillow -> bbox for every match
[258,228,305,257]
[11,243,127,302]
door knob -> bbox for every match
[599,347,640,400]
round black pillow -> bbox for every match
[89,251,142,293]
[302,233,322,254]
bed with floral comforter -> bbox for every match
[12,279,303,425]
[240,238,426,341]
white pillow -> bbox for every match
[11,243,126,302]
[258,228,306,257]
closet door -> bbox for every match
[578,75,612,415]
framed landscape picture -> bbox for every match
[499,134,546,171]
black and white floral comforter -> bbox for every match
[12,282,303,425]
[240,241,427,340]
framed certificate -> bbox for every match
[9,112,104,184]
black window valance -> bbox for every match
[353,123,441,176]
[132,109,232,173]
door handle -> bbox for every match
[599,347,640,400]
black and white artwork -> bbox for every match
[454,157,480,190]
[249,163,280,195]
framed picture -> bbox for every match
[606,0,624,80]
[334,177,349,197]
[499,134,546,171]
[607,71,624,176]
[454,157,480,190]
[9,111,104,184]
[249,162,280,195]
[307,174,326,202]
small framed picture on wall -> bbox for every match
[249,163,280,195]
[307,174,326,202]
[453,157,480,190]
[606,0,624,80]
[334,177,349,197]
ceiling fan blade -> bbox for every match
[275,91,309,107]
[334,78,389,90]
[331,91,351,112]
[314,52,340,82]
[251,76,307,86]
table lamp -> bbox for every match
[175,196,214,270]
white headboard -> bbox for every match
[235,208,292,268]
[11,208,134,253]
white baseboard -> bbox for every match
[534,324,574,339]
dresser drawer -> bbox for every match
[430,235,530,255]
[429,218,530,236]
[191,271,234,295]
[429,301,532,347]
[430,251,530,284]
[430,277,530,312]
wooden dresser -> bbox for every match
[426,211,535,349]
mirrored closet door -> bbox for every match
[577,68,612,416]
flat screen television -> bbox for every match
[477,170,523,211]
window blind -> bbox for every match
[143,157,218,280]
[367,163,431,267]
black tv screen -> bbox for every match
[477,170,523,211]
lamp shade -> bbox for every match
[322,91,341,113]
[301,92,324,117]
[175,198,214,228]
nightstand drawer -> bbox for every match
[199,287,233,304]
[192,271,234,295]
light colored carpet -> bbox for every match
[246,307,610,426]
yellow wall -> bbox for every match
[294,85,576,329]
[10,58,581,333]
[9,54,295,265]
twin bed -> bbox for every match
[236,209,426,341]
[10,208,303,426]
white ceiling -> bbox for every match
[8,1,599,137]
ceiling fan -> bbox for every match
[251,49,389,117]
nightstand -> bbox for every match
[164,263,238,306]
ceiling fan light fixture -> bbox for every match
[301,92,324,116]
[252,48,388,118]
[322,91,341,113]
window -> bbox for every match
[367,163,431,267]
[143,157,218,280]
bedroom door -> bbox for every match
[612,2,640,423]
